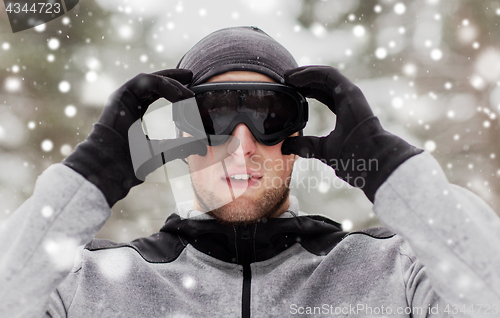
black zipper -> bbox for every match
[242,263,251,318]
[236,224,254,318]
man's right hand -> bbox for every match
[63,69,207,207]
[98,69,194,139]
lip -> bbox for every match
[221,169,263,189]
[224,169,262,179]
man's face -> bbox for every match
[184,71,298,225]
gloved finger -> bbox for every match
[284,66,340,89]
[284,66,338,112]
[152,68,193,85]
[104,74,194,133]
[285,66,374,120]
[286,66,369,109]
[155,76,195,103]
[139,69,193,107]
[281,135,324,159]
[126,73,195,105]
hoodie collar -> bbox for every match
[161,197,344,265]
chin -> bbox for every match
[208,188,290,226]
[192,169,293,225]
[209,199,265,225]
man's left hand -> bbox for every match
[281,65,422,202]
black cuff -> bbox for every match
[335,117,423,202]
[62,123,142,207]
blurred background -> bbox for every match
[0,0,499,242]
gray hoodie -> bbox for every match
[0,152,499,317]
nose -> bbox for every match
[228,123,257,158]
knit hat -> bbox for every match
[177,26,298,86]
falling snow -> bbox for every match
[403,64,417,76]
[86,71,98,82]
[97,250,131,281]
[375,47,387,59]
[64,105,77,117]
[43,238,79,270]
[430,49,443,61]
[34,24,46,32]
[5,77,21,92]
[425,140,437,152]
[60,144,73,156]
[311,23,326,38]
[394,3,406,15]
[48,38,60,50]
[58,81,71,93]
[341,219,353,231]
[41,205,54,218]
[182,275,196,289]
[41,139,53,152]
[475,48,500,83]
[392,97,404,109]
[353,25,365,37]
[470,75,486,90]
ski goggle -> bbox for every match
[172,82,308,146]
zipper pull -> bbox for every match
[241,224,251,240]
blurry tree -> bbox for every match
[291,0,500,230]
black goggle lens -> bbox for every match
[193,90,299,136]
[173,83,307,146]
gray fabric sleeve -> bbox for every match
[0,164,110,318]
[374,151,500,317]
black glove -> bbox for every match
[281,66,423,202]
[63,69,207,207]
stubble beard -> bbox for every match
[191,173,293,226]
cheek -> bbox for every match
[188,158,216,189]
[186,152,213,176]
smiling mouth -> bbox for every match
[225,173,263,183]
[219,160,262,201]
[229,174,252,181]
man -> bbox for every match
[1,26,499,318]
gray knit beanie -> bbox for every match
[177,26,298,86]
